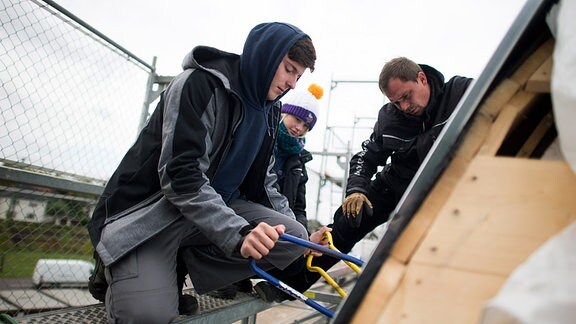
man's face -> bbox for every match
[384,72,431,116]
[267,55,306,101]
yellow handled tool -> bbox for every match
[306,232,361,297]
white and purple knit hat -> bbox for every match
[282,84,323,130]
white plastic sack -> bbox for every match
[479,221,576,324]
[549,0,576,174]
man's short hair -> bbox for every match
[379,57,423,93]
[289,37,316,72]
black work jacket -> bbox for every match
[346,65,473,202]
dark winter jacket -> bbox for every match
[346,65,473,202]
[277,149,312,231]
[88,23,308,266]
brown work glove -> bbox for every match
[342,192,373,218]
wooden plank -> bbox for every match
[452,78,524,161]
[391,156,470,263]
[507,89,540,116]
[477,79,520,120]
[478,104,518,156]
[455,112,493,160]
[524,55,552,93]
[411,157,576,276]
[375,264,506,324]
[517,111,554,157]
[351,257,406,324]
[509,38,554,86]
[452,39,551,158]
[478,91,538,156]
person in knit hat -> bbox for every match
[273,83,322,231]
[253,84,331,302]
[280,83,321,131]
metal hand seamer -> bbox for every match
[249,232,364,318]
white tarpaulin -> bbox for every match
[480,221,576,324]
[550,0,576,173]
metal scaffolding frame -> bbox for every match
[308,79,381,222]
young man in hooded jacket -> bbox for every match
[255,56,474,302]
[86,22,326,323]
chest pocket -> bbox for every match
[290,167,303,176]
[381,134,415,152]
[428,121,448,141]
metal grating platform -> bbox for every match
[9,260,361,323]
[14,289,275,324]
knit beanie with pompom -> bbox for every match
[281,83,323,130]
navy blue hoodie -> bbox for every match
[211,22,309,202]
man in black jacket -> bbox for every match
[256,56,473,300]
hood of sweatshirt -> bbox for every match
[181,45,239,90]
[180,22,310,112]
[239,22,310,111]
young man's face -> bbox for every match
[268,55,306,101]
[384,71,431,116]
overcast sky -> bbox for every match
[53,0,529,224]
[54,1,527,81]
[54,0,529,143]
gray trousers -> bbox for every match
[105,199,307,324]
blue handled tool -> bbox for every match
[250,259,335,317]
[278,233,364,267]
[306,231,361,298]
[249,233,364,318]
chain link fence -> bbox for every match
[0,0,155,317]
